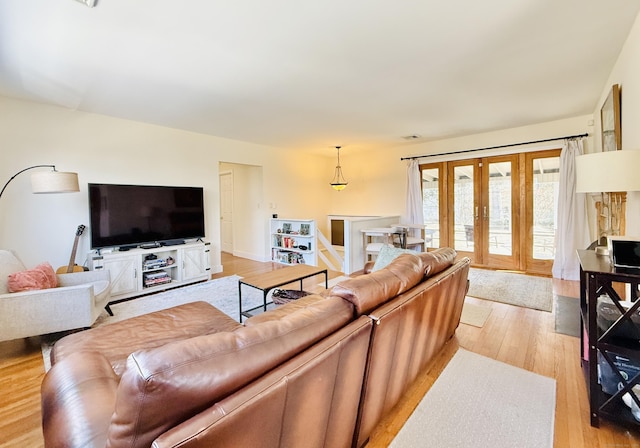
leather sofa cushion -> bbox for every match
[106,296,354,448]
[331,253,426,316]
[244,294,326,326]
[51,301,241,377]
[416,247,457,277]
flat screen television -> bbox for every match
[88,183,205,249]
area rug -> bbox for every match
[554,295,580,337]
[390,349,556,448]
[467,268,553,312]
[42,275,265,370]
[460,301,492,328]
[98,275,264,324]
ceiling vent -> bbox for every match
[74,0,96,7]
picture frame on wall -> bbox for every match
[601,84,621,151]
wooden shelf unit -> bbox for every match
[269,218,317,266]
[88,241,211,302]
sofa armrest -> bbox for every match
[0,283,96,303]
[57,269,110,287]
[0,283,101,341]
[42,351,119,448]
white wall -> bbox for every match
[341,115,594,219]
[5,12,640,269]
[0,96,332,270]
[593,12,640,237]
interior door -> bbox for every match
[219,171,234,254]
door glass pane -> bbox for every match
[532,156,559,260]
[421,167,439,248]
[488,161,512,256]
[453,165,474,252]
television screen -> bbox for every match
[88,183,205,249]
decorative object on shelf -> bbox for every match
[0,165,79,200]
[576,150,640,252]
[601,84,621,152]
[330,146,348,191]
[270,218,317,266]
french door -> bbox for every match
[420,148,561,274]
[447,155,519,268]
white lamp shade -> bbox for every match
[575,150,640,193]
[31,171,80,194]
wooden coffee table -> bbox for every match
[238,264,328,322]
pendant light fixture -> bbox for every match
[330,146,348,191]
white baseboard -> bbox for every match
[232,250,268,263]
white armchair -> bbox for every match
[0,250,111,342]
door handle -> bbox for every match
[475,206,479,221]
[483,206,488,221]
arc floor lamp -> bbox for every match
[0,165,80,200]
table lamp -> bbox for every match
[575,150,640,254]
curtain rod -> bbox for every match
[400,133,589,161]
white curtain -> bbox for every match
[403,160,423,237]
[552,138,590,280]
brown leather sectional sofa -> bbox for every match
[41,248,470,448]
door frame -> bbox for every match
[219,170,234,254]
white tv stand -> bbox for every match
[88,241,211,302]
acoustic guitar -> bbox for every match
[57,225,88,274]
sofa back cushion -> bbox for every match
[0,250,26,294]
[416,247,457,277]
[331,253,426,316]
[106,296,354,448]
[243,294,326,326]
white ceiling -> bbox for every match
[1,0,639,153]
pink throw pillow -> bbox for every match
[8,262,58,292]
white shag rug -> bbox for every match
[391,349,556,448]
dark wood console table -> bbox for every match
[578,249,640,427]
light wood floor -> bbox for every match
[1,254,639,447]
